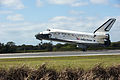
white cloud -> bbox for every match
[47,0,88,7]
[71,2,88,7]
[6,14,24,21]
[0,10,13,14]
[0,0,25,9]
[86,17,96,20]
[90,0,108,4]
[0,22,36,45]
[114,4,120,8]
[70,10,85,15]
[49,16,99,32]
[50,16,76,22]
[48,0,75,5]
[36,0,43,7]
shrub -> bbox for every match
[0,64,120,80]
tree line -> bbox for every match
[0,41,120,53]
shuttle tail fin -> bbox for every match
[94,18,116,33]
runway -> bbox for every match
[0,50,120,58]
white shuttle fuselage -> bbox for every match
[35,18,116,51]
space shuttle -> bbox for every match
[35,18,116,51]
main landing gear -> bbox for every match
[77,44,87,51]
[40,40,43,44]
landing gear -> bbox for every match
[77,44,87,51]
[104,39,111,47]
[82,48,87,52]
[104,34,111,47]
[50,40,52,44]
[40,40,43,44]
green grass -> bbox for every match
[0,55,120,70]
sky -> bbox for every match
[0,0,120,45]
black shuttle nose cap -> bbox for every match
[35,33,50,40]
[35,34,41,39]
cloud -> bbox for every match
[0,10,13,14]
[70,10,85,15]
[49,16,102,32]
[47,0,75,5]
[90,0,108,4]
[6,14,24,21]
[0,22,36,44]
[114,4,120,8]
[36,0,43,7]
[0,0,25,9]
[50,16,76,22]
[47,0,88,7]
[71,2,88,7]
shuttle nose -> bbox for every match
[35,33,43,40]
[35,33,50,40]
[35,34,39,39]
[35,34,38,38]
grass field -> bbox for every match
[0,55,120,70]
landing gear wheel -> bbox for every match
[40,40,43,44]
[82,48,87,52]
[50,40,52,44]
[77,44,88,51]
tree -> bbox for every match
[5,41,17,53]
[0,42,5,53]
[36,43,43,50]
[6,42,15,46]
[42,43,53,51]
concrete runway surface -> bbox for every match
[0,50,120,58]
